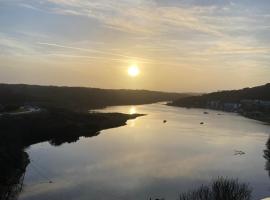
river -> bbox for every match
[18,103,270,200]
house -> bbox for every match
[223,102,241,112]
[241,99,270,112]
[207,101,220,109]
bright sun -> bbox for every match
[128,65,140,77]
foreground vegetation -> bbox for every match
[178,177,252,200]
[150,178,252,200]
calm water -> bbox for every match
[19,103,270,200]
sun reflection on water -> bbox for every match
[129,119,136,127]
[129,106,137,114]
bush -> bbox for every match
[178,177,252,200]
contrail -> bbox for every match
[37,42,153,63]
[44,53,151,64]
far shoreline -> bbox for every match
[167,102,270,125]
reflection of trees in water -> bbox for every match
[48,131,100,146]
[0,148,28,200]
[151,177,252,200]
[0,130,100,200]
[0,172,25,200]
[263,136,270,177]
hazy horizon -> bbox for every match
[1,81,269,94]
[1,0,270,92]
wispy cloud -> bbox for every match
[37,42,153,63]
[0,33,36,56]
[17,0,228,36]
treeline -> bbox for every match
[170,83,270,108]
[0,84,188,111]
[0,109,143,147]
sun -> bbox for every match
[128,65,140,77]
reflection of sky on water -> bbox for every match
[19,104,270,200]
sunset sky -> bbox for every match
[1,0,270,92]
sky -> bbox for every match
[0,0,270,92]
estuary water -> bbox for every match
[19,103,270,200]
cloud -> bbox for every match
[0,33,36,56]
[15,0,228,37]
[37,42,152,63]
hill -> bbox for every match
[0,84,189,112]
[170,83,270,108]
[169,83,270,123]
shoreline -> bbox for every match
[168,103,270,125]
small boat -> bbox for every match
[234,150,245,156]
[200,122,204,125]
[163,120,167,123]
[204,112,209,114]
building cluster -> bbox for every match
[207,99,270,113]
[0,104,41,115]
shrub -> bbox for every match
[178,177,252,200]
